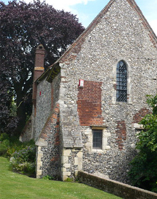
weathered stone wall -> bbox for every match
[51,73,61,109]
[59,0,157,182]
[38,103,61,179]
[59,68,82,148]
[82,126,137,183]
[35,74,61,178]
[78,171,157,199]
[61,148,83,181]
[35,80,51,140]
[34,73,60,141]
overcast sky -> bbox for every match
[2,0,157,35]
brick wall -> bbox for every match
[34,44,45,68]
[133,108,151,123]
[77,80,103,126]
[116,121,126,150]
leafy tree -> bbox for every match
[129,95,157,192]
[0,0,84,135]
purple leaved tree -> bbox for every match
[0,0,84,135]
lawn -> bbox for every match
[0,157,122,199]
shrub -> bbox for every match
[42,175,54,180]
[10,145,36,177]
[0,133,10,155]
[0,139,10,156]
[0,133,9,141]
[128,95,157,192]
[0,133,36,177]
[0,133,35,158]
[65,177,74,182]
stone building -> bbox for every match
[25,0,157,182]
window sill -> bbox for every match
[112,101,132,105]
[92,146,110,153]
[92,149,103,153]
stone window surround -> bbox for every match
[93,129,103,149]
[112,59,132,104]
[130,123,144,149]
[116,60,127,102]
[134,123,144,138]
[84,126,111,153]
[133,123,144,130]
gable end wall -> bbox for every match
[59,0,157,183]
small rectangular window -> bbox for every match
[93,129,102,149]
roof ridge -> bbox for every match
[55,0,157,65]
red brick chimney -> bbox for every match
[34,44,45,82]
[32,44,45,115]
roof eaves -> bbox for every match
[35,67,50,84]
[46,63,60,83]
[35,62,59,84]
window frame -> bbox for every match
[93,129,103,149]
[85,127,111,153]
[116,60,127,102]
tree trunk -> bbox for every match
[14,84,27,135]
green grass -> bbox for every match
[0,157,122,199]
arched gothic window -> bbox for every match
[116,60,127,102]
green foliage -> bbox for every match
[12,145,36,162]
[0,133,12,156]
[146,94,157,115]
[0,134,36,176]
[0,133,9,141]
[129,95,157,192]
[0,133,35,157]
[10,159,35,176]
[10,100,17,117]
[65,177,74,182]
[42,175,54,180]
[129,151,157,191]
[0,139,10,156]
[10,145,36,177]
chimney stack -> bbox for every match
[34,44,45,81]
[32,44,45,113]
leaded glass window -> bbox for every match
[93,129,102,149]
[116,60,127,102]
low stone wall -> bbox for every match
[78,171,157,199]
